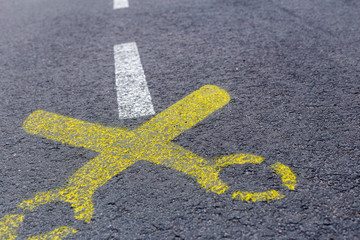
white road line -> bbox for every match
[113,0,129,9]
[114,42,155,119]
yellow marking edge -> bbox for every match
[271,162,297,190]
[0,214,25,240]
[232,190,285,201]
[27,226,77,240]
[213,154,264,168]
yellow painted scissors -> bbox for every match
[0,85,296,239]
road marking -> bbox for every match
[271,162,297,190]
[213,155,295,202]
[0,85,296,239]
[0,214,24,240]
[18,85,232,224]
[113,0,129,9]
[232,190,284,202]
[114,42,155,119]
[28,226,77,240]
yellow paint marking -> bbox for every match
[0,85,297,238]
[19,85,233,222]
[232,190,285,201]
[19,154,137,221]
[0,214,24,240]
[271,162,297,190]
[22,109,132,152]
[214,154,286,202]
[27,226,77,240]
[213,154,264,167]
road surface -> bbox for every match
[0,0,359,239]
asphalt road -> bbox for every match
[0,0,359,239]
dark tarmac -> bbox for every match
[0,0,359,239]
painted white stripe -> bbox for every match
[113,0,129,9]
[114,42,155,119]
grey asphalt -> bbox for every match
[0,0,359,239]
